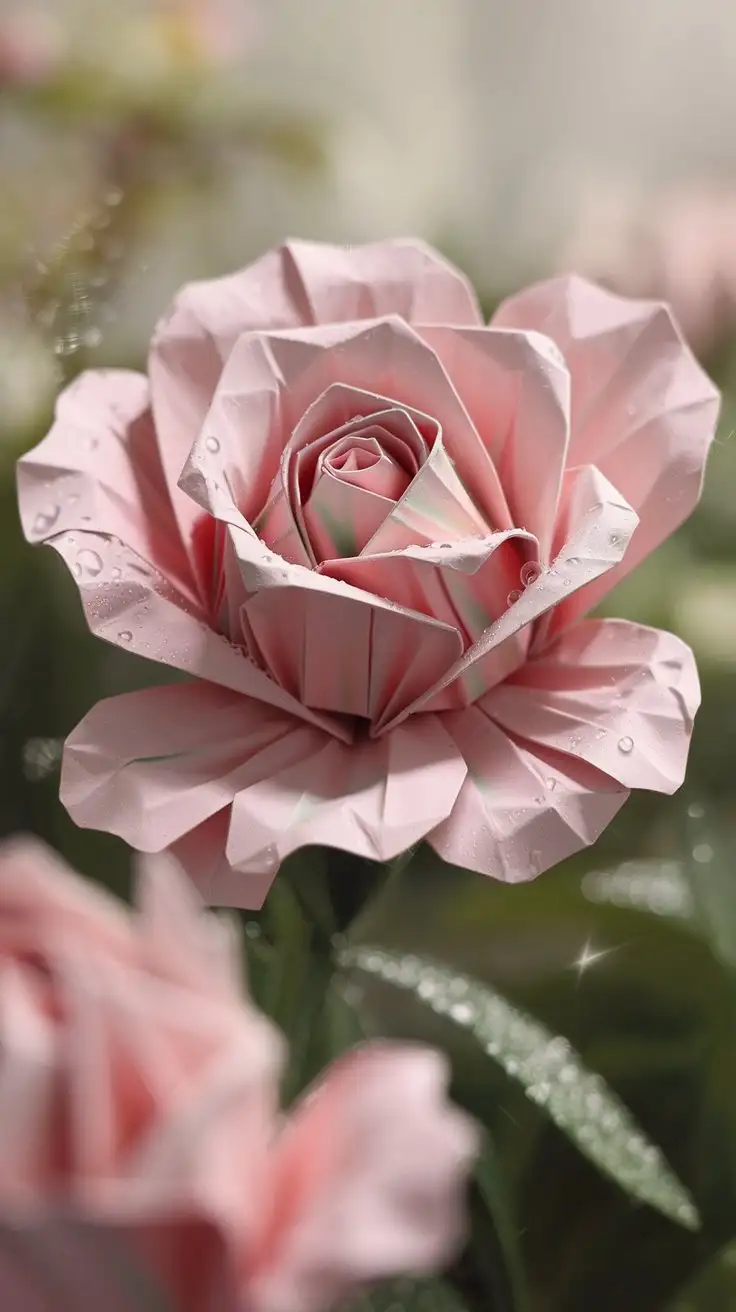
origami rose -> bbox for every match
[18,240,719,907]
[0,838,476,1311]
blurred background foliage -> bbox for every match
[1,3,736,1309]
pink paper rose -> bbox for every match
[18,240,719,907]
[0,838,477,1311]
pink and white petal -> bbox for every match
[166,811,240,907]
[493,275,720,608]
[16,370,194,596]
[48,529,347,740]
[225,716,467,893]
[280,238,483,326]
[419,325,571,555]
[359,434,492,555]
[485,618,700,794]
[228,522,463,723]
[303,473,396,562]
[250,1043,477,1312]
[326,530,536,653]
[180,318,511,534]
[380,466,638,731]
[60,681,331,853]
[0,965,58,1193]
[134,850,243,1003]
[427,705,628,881]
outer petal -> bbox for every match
[249,1044,478,1312]
[493,275,720,625]
[225,715,467,897]
[485,619,700,794]
[148,240,481,544]
[427,705,628,881]
[16,369,194,596]
[61,681,331,856]
[419,325,570,556]
[46,528,347,741]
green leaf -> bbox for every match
[472,1138,528,1310]
[664,1241,736,1311]
[344,946,699,1232]
[447,1140,528,1312]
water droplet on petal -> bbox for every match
[547,777,557,791]
[618,735,634,754]
[76,548,103,578]
[520,560,542,587]
[205,435,220,454]
[111,566,122,581]
[507,589,522,605]
[118,630,133,643]
[32,504,60,534]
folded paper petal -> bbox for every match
[225,715,467,901]
[485,618,699,794]
[419,325,570,556]
[382,465,638,729]
[16,369,194,597]
[249,1045,478,1312]
[493,275,719,625]
[325,529,536,655]
[427,703,628,880]
[226,523,464,724]
[61,682,331,854]
[46,529,347,741]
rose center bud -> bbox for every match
[302,425,416,561]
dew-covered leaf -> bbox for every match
[343,946,699,1232]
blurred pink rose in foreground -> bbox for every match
[0,837,477,1311]
[18,240,719,908]
[0,9,65,86]
[561,184,736,354]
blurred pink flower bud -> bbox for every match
[0,838,478,1311]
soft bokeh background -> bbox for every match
[2,3,736,1309]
